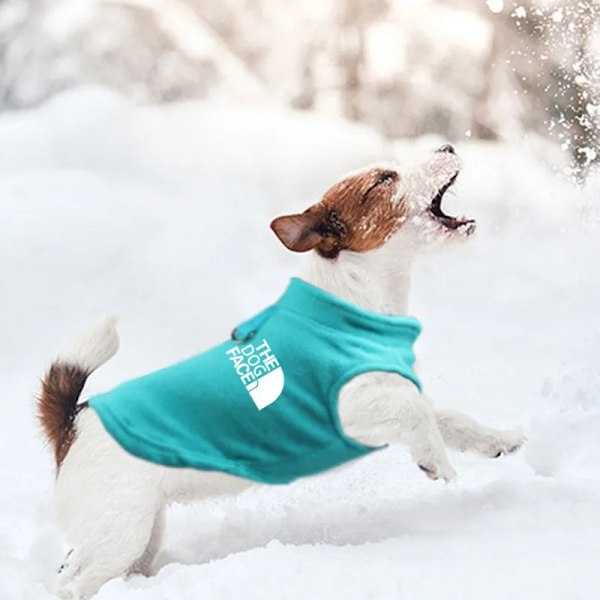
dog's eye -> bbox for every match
[363,171,398,201]
[374,171,397,186]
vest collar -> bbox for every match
[276,277,421,341]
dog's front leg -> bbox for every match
[339,373,456,482]
[432,406,526,458]
[397,392,458,482]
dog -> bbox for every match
[38,144,525,599]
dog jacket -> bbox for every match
[89,277,422,484]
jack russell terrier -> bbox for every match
[38,145,525,599]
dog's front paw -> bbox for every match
[483,429,527,458]
[418,461,457,483]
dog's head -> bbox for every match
[271,145,475,260]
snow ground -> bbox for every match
[0,88,599,599]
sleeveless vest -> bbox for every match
[89,278,422,484]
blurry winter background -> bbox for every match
[1,0,599,599]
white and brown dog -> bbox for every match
[38,145,525,599]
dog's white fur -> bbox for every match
[57,316,120,373]
[50,151,525,599]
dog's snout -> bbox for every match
[436,144,456,154]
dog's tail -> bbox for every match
[37,316,120,468]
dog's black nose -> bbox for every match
[436,144,456,154]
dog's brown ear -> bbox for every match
[270,212,323,252]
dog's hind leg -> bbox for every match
[56,548,83,592]
[55,411,163,599]
[434,408,526,458]
[56,498,158,600]
[128,504,166,577]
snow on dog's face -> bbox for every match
[271,146,475,259]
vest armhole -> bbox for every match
[326,362,422,454]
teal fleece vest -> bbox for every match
[89,278,422,484]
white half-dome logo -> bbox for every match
[226,339,285,410]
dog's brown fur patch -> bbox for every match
[271,168,407,258]
[38,363,89,469]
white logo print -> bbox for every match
[226,339,284,410]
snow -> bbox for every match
[1,88,599,599]
[486,0,505,14]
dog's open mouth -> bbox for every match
[428,172,476,233]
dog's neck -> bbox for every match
[299,242,415,316]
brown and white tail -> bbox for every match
[38,316,120,468]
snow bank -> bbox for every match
[1,88,598,599]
